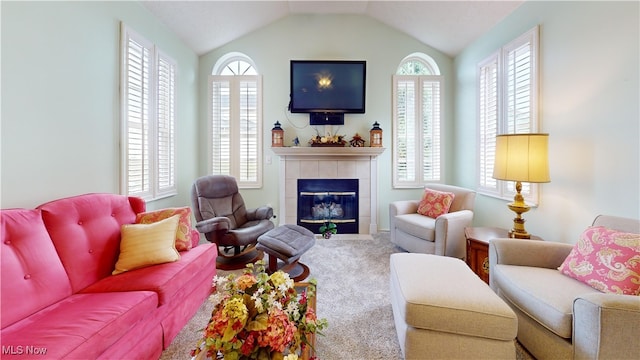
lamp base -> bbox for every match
[507,181,531,239]
[509,225,531,239]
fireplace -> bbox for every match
[297,179,358,234]
[270,146,385,234]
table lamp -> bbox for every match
[492,133,550,239]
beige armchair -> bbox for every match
[490,215,640,360]
[389,184,476,260]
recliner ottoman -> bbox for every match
[256,224,315,281]
[390,253,517,359]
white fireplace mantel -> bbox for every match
[271,146,386,234]
[271,146,385,158]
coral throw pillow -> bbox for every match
[417,188,455,218]
[558,226,640,295]
[113,215,181,275]
[136,207,193,251]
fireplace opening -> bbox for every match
[297,179,358,234]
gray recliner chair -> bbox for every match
[191,175,274,269]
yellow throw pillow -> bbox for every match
[113,215,181,275]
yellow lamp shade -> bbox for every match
[493,133,550,183]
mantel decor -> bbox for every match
[369,122,383,147]
[192,261,327,360]
[309,130,346,147]
[272,122,284,147]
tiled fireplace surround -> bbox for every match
[271,147,385,234]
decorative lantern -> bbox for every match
[370,121,383,147]
[271,121,284,147]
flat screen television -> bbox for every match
[290,60,366,125]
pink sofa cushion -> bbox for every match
[37,193,144,292]
[1,209,73,329]
[81,244,217,306]
[1,291,157,359]
[558,226,640,295]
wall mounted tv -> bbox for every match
[289,60,366,125]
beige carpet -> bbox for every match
[160,233,535,360]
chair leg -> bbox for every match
[268,254,279,273]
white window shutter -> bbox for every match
[478,53,499,193]
[156,54,176,196]
[393,76,417,186]
[238,78,261,185]
[476,26,540,204]
[421,77,442,182]
[122,28,152,198]
[121,24,177,200]
[393,73,442,188]
[210,77,232,175]
[209,74,263,188]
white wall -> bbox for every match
[3,2,637,241]
[1,1,199,210]
[197,14,454,229]
[454,1,639,242]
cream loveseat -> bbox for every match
[389,184,475,259]
[489,215,640,359]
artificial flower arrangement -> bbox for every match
[192,261,328,360]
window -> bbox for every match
[393,53,443,188]
[209,53,262,188]
[477,26,540,203]
[120,24,176,200]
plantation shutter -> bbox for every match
[503,30,537,196]
[211,77,232,175]
[478,54,499,193]
[393,75,442,187]
[123,30,151,197]
[156,54,176,195]
[121,24,177,200]
[476,26,539,203]
[393,76,417,185]
[210,75,262,188]
[421,77,442,182]
[238,79,260,184]
[504,39,534,134]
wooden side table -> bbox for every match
[465,227,541,284]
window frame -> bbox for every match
[476,26,540,204]
[120,24,177,201]
[392,53,444,189]
[208,54,263,188]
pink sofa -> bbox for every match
[1,193,218,359]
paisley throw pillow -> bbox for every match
[558,226,640,295]
[135,207,194,251]
[416,188,455,218]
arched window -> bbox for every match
[209,53,262,188]
[392,53,443,187]
[213,52,258,76]
[396,52,440,75]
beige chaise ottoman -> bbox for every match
[390,253,517,359]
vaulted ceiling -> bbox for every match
[141,0,525,57]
